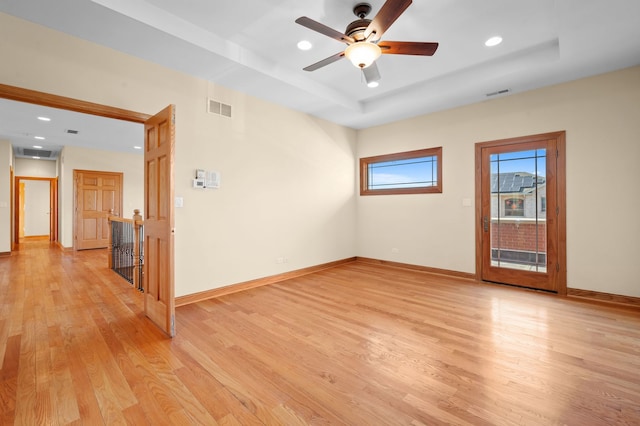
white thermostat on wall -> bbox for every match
[193,169,220,189]
[206,171,220,189]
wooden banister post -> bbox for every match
[107,209,115,269]
[133,209,143,291]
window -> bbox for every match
[360,147,442,195]
[540,196,546,212]
[504,198,524,216]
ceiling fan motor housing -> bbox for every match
[346,19,371,41]
[347,3,373,41]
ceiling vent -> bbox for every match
[208,99,232,118]
[66,129,79,134]
[486,89,510,97]
[23,148,52,158]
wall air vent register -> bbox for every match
[208,99,232,118]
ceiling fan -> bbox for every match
[295,0,439,85]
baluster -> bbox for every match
[133,209,143,292]
[108,208,115,269]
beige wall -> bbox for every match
[0,140,11,252]
[15,158,57,177]
[0,13,357,297]
[357,66,640,297]
[58,146,144,248]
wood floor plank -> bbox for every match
[1,241,639,424]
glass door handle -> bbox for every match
[483,216,489,232]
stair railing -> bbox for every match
[108,209,144,291]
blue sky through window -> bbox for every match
[369,156,437,189]
[490,149,546,177]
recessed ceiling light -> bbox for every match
[133,146,142,150]
[367,81,379,88]
[485,36,503,47]
[32,156,40,160]
[34,136,45,140]
[37,116,51,121]
[33,145,43,149]
[297,40,313,51]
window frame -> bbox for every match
[359,147,443,196]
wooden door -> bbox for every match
[75,170,122,250]
[143,105,175,337]
[475,132,566,293]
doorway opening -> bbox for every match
[14,176,58,244]
[0,83,150,250]
[1,84,177,337]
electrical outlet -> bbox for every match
[391,248,399,253]
[276,257,284,264]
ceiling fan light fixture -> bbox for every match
[345,42,381,68]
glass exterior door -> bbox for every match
[478,134,562,293]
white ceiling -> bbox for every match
[1,0,640,159]
[0,99,143,160]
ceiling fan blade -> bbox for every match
[295,17,355,44]
[379,41,439,56]
[363,62,381,85]
[303,52,345,71]
[364,0,412,41]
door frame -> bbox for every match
[14,176,58,244]
[475,131,567,294]
[0,83,151,122]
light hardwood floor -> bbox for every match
[1,241,639,425]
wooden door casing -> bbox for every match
[14,176,59,245]
[18,183,25,239]
[74,170,122,250]
[143,105,175,337]
[475,131,566,294]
